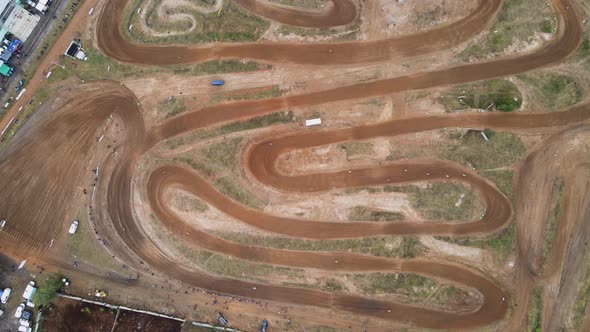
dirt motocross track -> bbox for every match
[0,0,589,330]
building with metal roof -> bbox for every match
[0,0,39,41]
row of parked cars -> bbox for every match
[0,281,37,332]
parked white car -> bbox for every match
[14,303,25,318]
[0,288,11,303]
[0,219,6,228]
[19,318,30,327]
[18,326,32,332]
[68,220,79,234]
[22,282,36,301]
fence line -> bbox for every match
[57,294,185,322]
[57,294,245,331]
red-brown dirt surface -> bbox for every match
[44,297,117,332]
[0,0,589,330]
[113,310,183,332]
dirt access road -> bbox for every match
[0,0,589,330]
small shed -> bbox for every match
[305,118,322,127]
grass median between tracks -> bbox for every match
[435,223,515,263]
[207,85,283,105]
[175,192,209,213]
[270,0,328,9]
[122,0,269,44]
[153,224,305,282]
[440,130,525,170]
[166,111,294,149]
[440,79,522,112]
[384,182,481,222]
[540,180,563,269]
[339,142,375,159]
[387,130,525,172]
[213,232,426,259]
[573,255,590,329]
[459,0,555,60]
[159,97,187,118]
[351,273,477,309]
[518,72,584,110]
[348,206,405,222]
[48,44,268,83]
[480,170,514,200]
[527,287,543,332]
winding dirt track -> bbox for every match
[0,0,588,329]
[98,0,503,65]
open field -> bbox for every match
[0,0,589,331]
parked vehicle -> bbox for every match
[19,318,30,327]
[18,326,32,332]
[211,80,225,86]
[14,303,25,318]
[21,308,32,321]
[261,319,268,332]
[22,282,36,301]
[68,220,79,234]
[94,290,107,298]
[0,288,11,303]
[216,311,228,325]
[0,219,6,228]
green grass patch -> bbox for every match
[277,24,359,41]
[204,253,304,280]
[48,43,268,83]
[202,137,243,172]
[215,177,262,209]
[576,37,590,59]
[65,205,120,270]
[154,227,304,282]
[208,85,282,104]
[175,193,209,212]
[540,180,563,268]
[270,0,328,9]
[459,0,554,59]
[213,232,427,259]
[166,111,294,149]
[414,6,443,29]
[436,222,515,263]
[439,79,522,112]
[124,0,269,44]
[527,287,543,332]
[518,73,583,110]
[322,279,346,292]
[573,258,590,329]
[348,206,404,222]
[174,157,216,177]
[439,130,526,170]
[339,142,374,159]
[412,182,479,221]
[481,170,514,200]
[352,273,436,297]
[540,19,552,33]
[159,97,186,118]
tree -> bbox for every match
[33,273,64,308]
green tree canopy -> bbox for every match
[33,273,64,308]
